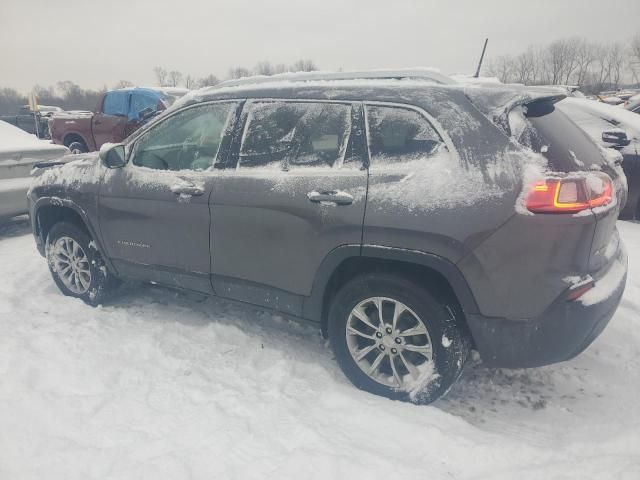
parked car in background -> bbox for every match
[599,96,625,106]
[624,93,640,114]
[29,71,627,404]
[558,97,640,220]
[0,120,68,220]
[49,87,189,153]
[0,105,62,139]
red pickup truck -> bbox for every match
[49,87,188,153]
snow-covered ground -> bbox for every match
[1,217,639,479]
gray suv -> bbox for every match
[29,71,628,404]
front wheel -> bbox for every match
[46,222,119,305]
[328,273,470,404]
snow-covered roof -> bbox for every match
[216,68,455,89]
[114,87,190,96]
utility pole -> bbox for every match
[474,38,489,78]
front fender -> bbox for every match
[30,197,115,274]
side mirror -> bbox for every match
[602,128,630,148]
[99,143,127,168]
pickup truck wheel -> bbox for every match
[327,273,470,404]
[68,141,88,154]
[45,222,119,306]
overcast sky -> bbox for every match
[1,0,639,92]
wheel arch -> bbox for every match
[32,199,115,272]
[303,245,480,336]
[62,132,90,149]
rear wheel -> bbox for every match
[68,141,88,154]
[45,222,119,305]
[328,273,470,404]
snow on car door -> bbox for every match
[209,100,368,315]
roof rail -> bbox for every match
[215,68,455,88]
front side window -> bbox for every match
[239,102,352,170]
[365,105,445,166]
[132,102,236,171]
[102,91,129,117]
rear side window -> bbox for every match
[508,102,606,171]
[102,91,129,117]
[365,105,445,166]
[239,102,353,170]
[128,91,160,121]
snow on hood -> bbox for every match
[0,120,67,155]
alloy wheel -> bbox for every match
[50,236,92,294]
[345,296,433,389]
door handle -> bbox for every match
[94,120,103,125]
[171,183,205,196]
[307,190,353,205]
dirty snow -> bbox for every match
[1,218,640,479]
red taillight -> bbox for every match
[566,280,595,301]
[526,173,613,214]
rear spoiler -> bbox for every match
[464,84,566,132]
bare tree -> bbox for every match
[486,55,515,83]
[114,80,134,89]
[273,64,288,74]
[290,59,317,72]
[574,40,596,86]
[153,66,167,87]
[254,61,275,76]
[513,48,536,84]
[606,42,625,89]
[167,70,183,87]
[630,32,640,86]
[228,67,251,79]
[197,74,220,87]
[184,75,197,89]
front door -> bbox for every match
[98,101,239,292]
[209,100,368,315]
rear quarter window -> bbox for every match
[365,105,447,168]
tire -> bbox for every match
[45,222,119,306]
[328,273,470,404]
[68,141,88,154]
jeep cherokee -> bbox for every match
[28,70,628,403]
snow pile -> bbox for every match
[1,219,640,479]
[0,120,64,155]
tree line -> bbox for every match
[152,59,318,89]
[0,59,318,115]
[484,32,640,93]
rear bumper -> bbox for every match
[466,245,628,368]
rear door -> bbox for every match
[209,100,368,315]
[93,91,130,149]
[98,101,239,292]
